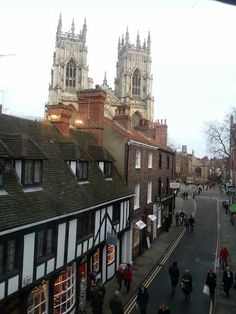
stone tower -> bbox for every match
[114,28,154,125]
[48,14,93,110]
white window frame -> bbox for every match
[27,281,48,314]
[148,152,152,169]
[147,180,152,204]
[134,184,140,210]
[135,150,141,169]
[107,244,115,265]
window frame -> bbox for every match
[27,281,48,314]
[167,155,170,169]
[77,211,95,243]
[107,244,115,265]
[65,60,76,88]
[132,69,141,95]
[147,180,152,204]
[135,150,141,169]
[134,183,140,210]
[36,228,56,262]
[148,152,153,169]
[0,237,20,279]
[158,152,162,169]
[22,159,43,187]
[112,202,120,222]
[76,161,89,181]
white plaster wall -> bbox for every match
[56,223,66,268]
[22,233,35,287]
[67,219,77,262]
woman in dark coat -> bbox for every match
[206,269,217,301]
[222,266,234,297]
[136,286,149,314]
[181,269,193,301]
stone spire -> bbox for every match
[82,18,87,43]
[136,32,141,48]
[125,26,129,46]
[147,30,151,52]
[103,71,107,85]
[56,13,62,40]
[143,39,146,49]
[71,19,75,35]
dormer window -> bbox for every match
[98,161,112,178]
[76,161,88,181]
[22,160,43,187]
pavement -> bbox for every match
[84,187,236,314]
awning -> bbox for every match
[148,214,157,221]
[135,220,147,230]
[229,203,236,214]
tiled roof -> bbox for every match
[88,146,115,161]
[0,114,131,232]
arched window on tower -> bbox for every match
[132,69,141,96]
[66,59,76,88]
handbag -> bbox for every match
[203,284,210,295]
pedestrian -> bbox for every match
[181,269,193,301]
[168,261,179,295]
[189,215,195,232]
[91,290,104,314]
[116,264,124,290]
[123,263,133,292]
[222,266,234,297]
[175,211,180,226]
[164,216,170,232]
[136,285,149,314]
[109,290,124,314]
[95,278,106,299]
[179,210,185,226]
[184,215,189,230]
[219,246,230,270]
[158,302,171,314]
[205,269,217,301]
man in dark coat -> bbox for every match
[206,269,217,301]
[168,261,180,295]
[222,266,234,297]
[181,269,193,301]
[109,290,124,314]
[136,286,149,314]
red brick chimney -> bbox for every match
[113,105,132,131]
[153,119,168,148]
[77,89,107,145]
[47,104,74,136]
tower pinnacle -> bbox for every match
[56,13,62,40]
[125,26,129,45]
[71,19,75,35]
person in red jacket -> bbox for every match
[219,246,230,270]
[123,263,133,292]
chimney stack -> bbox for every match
[47,104,74,136]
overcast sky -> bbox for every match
[0,0,236,157]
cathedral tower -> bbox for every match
[48,14,93,109]
[114,28,154,125]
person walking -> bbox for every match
[136,285,149,314]
[90,290,104,314]
[123,263,133,292]
[222,266,234,297]
[181,269,193,301]
[175,211,180,226]
[168,261,179,295]
[179,210,185,226]
[158,302,171,314]
[219,246,230,270]
[189,215,195,232]
[116,264,124,290]
[184,215,189,231]
[205,269,217,301]
[164,216,170,232]
[109,290,124,314]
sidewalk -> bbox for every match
[213,190,236,314]
[85,194,195,313]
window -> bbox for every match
[54,264,76,314]
[158,177,162,196]
[148,152,152,169]
[135,150,141,169]
[27,282,48,314]
[147,180,152,204]
[134,184,140,210]
[0,238,19,277]
[104,161,112,178]
[166,177,169,195]
[36,228,55,260]
[23,160,42,186]
[107,245,115,265]
[93,248,100,272]
[132,69,141,95]
[77,212,95,241]
[167,155,170,169]
[112,203,120,222]
[158,152,162,169]
[76,161,88,181]
[66,60,76,88]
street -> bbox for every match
[131,190,218,313]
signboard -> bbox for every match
[170,181,180,189]
[106,232,117,246]
[226,186,236,193]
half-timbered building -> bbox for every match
[0,109,133,313]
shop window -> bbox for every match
[27,281,48,314]
[54,264,76,314]
[107,245,115,265]
[93,248,100,272]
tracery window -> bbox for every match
[66,60,76,88]
[132,69,141,95]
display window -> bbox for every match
[93,248,100,272]
[53,264,76,314]
[27,281,48,314]
[107,244,115,265]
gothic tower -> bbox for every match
[48,14,93,110]
[114,28,154,125]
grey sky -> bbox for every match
[0,0,236,157]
